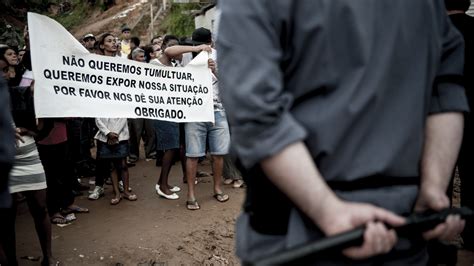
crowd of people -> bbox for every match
[0,22,244,265]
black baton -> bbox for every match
[250,207,474,266]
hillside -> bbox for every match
[0,0,209,46]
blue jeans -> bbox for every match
[185,111,230,157]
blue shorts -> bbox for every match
[185,111,230,157]
[96,140,129,159]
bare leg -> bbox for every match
[186,157,199,201]
[0,200,17,266]
[180,145,186,183]
[158,149,177,195]
[116,158,136,200]
[120,159,130,195]
[212,155,224,194]
[110,167,121,201]
[24,189,55,264]
[0,244,6,266]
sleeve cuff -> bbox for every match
[430,83,470,114]
[232,112,307,169]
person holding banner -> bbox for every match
[149,35,184,200]
[165,27,231,210]
[94,33,137,205]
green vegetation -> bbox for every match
[161,3,200,37]
[52,0,99,30]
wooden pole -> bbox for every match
[150,3,154,41]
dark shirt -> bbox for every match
[9,86,37,132]
[219,0,468,178]
[218,0,468,222]
[449,13,474,151]
[0,77,15,208]
[449,13,474,108]
[0,77,14,164]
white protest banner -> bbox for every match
[27,12,214,122]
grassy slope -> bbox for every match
[53,0,103,31]
[160,3,200,37]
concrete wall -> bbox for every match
[194,6,216,31]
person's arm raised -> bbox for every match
[164,44,212,61]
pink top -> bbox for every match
[37,121,68,145]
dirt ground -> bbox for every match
[13,158,474,265]
[71,0,147,39]
[15,158,244,265]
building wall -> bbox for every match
[194,6,216,31]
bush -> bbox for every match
[53,0,99,30]
[161,3,200,37]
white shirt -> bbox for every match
[94,118,129,143]
[181,48,224,111]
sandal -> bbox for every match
[197,171,211,177]
[61,205,89,215]
[110,196,122,205]
[186,200,200,210]
[122,193,138,201]
[223,178,234,185]
[213,193,229,203]
[50,214,68,225]
[64,213,77,223]
[233,179,245,188]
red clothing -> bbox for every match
[37,121,67,145]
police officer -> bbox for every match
[218,0,467,264]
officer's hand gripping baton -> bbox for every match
[250,207,474,266]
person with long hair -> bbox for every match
[0,46,21,86]
[149,35,183,199]
[2,47,59,265]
